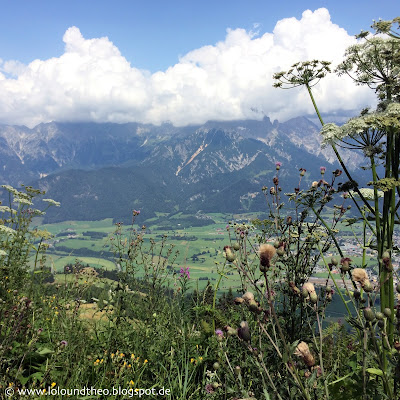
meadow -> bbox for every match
[0,17,399,400]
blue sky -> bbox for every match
[1,0,398,72]
[0,1,398,127]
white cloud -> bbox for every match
[0,8,376,128]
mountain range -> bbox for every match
[0,116,365,223]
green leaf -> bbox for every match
[366,368,383,377]
[37,347,53,355]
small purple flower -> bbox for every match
[132,210,141,216]
[275,161,282,170]
[215,329,224,337]
[60,340,68,348]
[320,166,326,175]
[205,384,215,394]
[179,267,190,279]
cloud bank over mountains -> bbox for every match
[0,8,375,128]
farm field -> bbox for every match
[32,210,374,293]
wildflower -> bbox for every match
[60,340,68,347]
[320,166,326,175]
[179,267,190,279]
[42,199,61,207]
[144,359,148,364]
[215,329,224,338]
[132,210,140,216]
[0,225,16,236]
[51,383,56,388]
[259,244,276,272]
[294,342,315,367]
[275,161,282,170]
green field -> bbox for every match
[33,211,372,292]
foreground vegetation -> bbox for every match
[0,16,400,400]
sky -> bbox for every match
[0,0,398,128]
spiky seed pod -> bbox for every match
[383,308,392,318]
[242,291,255,303]
[233,242,240,251]
[224,246,235,262]
[331,257,339,266]
[259,244,276,271]
[352,268,369,286]
[375,312,385,321]
[364,307,375,321]
[310,292,318,304]
[238,321,251,342]
[294,342,315,367]
[363,280,373,292]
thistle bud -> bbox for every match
[375,312,385,321]
[248,299,261,313]
[310,292,318,304]
[363,307,375,321]
[234,366,241,376]
[273,241,280,248]
[238,321,251,342]
[340,257,352,272]
[299,168,306,177]
[224,246,235,262]
[276,247,285,257]
[383,308,392,318]
[331,257,339,266]
[233,242,240,251]
[302,288,309,299]
[213,362,220,370]
[363,280,373,293]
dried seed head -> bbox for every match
[238,321,251,342]
[224,246,235,262]
[352,268,369,285]
[259,244,276,270]
[303,282,315,294]
[234,297,245,305]
[242,292,255,303]
[294,342,315,367]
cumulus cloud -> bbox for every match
[0,8,376,128]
